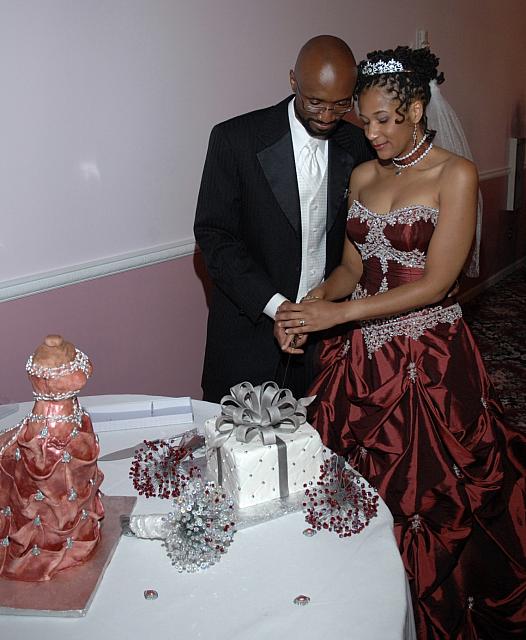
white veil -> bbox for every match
[427,80,482,277]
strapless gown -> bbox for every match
[308,200,526,639]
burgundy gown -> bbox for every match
[308,200,526,639]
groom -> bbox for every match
[194,35,373,403]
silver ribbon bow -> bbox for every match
[212,381,315,447]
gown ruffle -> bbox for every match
[308,201,526,639]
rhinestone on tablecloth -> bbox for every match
[293,595,311,606]
[144,589,159,600]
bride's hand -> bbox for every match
[276,299,346,335]
[273,318,308,354]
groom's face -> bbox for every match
[290,64,356,139]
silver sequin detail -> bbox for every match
[71,426,80,438]
[34,515,42,526]
[26,348,91,380]
[62,451,72,463]
[481,397,488,409]
[35,490,45,501]
[39,426,49,438]
[68,488,78,501]
[81,509,89,520]
[339,339,351,357]
[410,514,422,531]
[359,446,368,459]
[14,448,21,461]
[359,304,462,359]
[378,276,389,293]
[453,464,464,479]
[407,362,418,383]
[1,537,9,547]
[65,537,74,549]
[467,596,474,610]
[31,545,41,556]
[2,506,12,517]
[33,388,81,401]
[28,407,84,424]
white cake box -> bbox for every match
[82,396,193,433]
[205,417,324,509]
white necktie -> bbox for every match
[299,139,322,192]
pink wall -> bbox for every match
[0,256,210,404]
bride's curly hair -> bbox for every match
[355,46,445,133]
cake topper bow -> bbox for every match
[213,381,314,446]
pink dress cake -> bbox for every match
[0,335,104,581]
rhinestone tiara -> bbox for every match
[361,59,409,76]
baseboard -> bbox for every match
[459,256,526,303]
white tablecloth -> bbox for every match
[0,395,415,640]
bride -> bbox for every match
[276,46,526,639]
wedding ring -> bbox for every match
[299,319,306,327]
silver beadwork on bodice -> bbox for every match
[348,201,439,276]
[348,201,462,358]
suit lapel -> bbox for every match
[256,98,357,236]
[256,98,301,235]
[257,133,300,235]
[327,139,354,231]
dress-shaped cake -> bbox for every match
[0,335,104,581]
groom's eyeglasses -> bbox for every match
[296,89,354,116]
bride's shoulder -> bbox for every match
[350,159,378,187]
[434,147,478,181]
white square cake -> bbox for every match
[204,417,324,509]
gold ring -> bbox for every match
[299,319,306,327]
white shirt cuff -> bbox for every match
[264,293,288,319]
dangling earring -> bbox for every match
[412,123,418,149]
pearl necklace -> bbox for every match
[392,133,433,175]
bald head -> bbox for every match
[294,35,356,83]
[290,35,357,138]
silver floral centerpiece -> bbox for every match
[128,431,235,572]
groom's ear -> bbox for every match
[289,70,297,93]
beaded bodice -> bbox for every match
[346,200,462,357]
[347,200,439,294]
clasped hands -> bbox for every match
[274,294,344,355]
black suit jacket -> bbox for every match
[194,96,373,401]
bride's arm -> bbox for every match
[277,157,478,333]
[305,236,363,302]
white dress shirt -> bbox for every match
[263,99,328,319]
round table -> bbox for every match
[0,395,415,639]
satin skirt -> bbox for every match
[309,316,526,639]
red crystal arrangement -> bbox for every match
[129,431,203,499]
[303,454,379,537]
